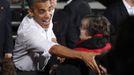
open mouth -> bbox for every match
[42,19,50,24]
[40,19,50,28]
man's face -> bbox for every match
[30,1,53,28]
[50,0,57,8]
[131,0,134,4]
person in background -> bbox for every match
[102,16,134,75]
[54,15,111,75]
[52,1,91,73]
[0,0,16,75]
[74,15,111,75]
[52,1,91,74]
[104,0,134,44]
[74,15,111,55]
[103,0,134,73]
[13,0,100,74]
[62,0,92,48]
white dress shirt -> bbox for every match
[13,15,58,71]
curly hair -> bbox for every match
[81,15,111,36]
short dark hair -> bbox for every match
[26,0,49,9]
[81,15,111,36]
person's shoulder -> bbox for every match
[21,15,32,23]
[20,15,35,28]
[18,15,35,33]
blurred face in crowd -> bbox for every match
[50,0,57,9]
[126,0,134,6]
[29,0,53,28]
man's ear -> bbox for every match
[28,9,34,17]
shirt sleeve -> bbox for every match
[24,29,58,54]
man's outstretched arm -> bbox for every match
[49,45,101,74]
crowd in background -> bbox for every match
[0,0,134,75]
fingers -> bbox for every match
[57,57,65,63]
[92,56,101,74]
[99,65,107,75]
[87,61,96,72]
[86,56,101,74]
[81,52,101,74]
[49,64,59,75]
[4,53,12,59]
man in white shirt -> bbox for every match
[13,0,100,74]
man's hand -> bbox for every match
[98,65,108,75]
[4,53,12,59]
[80,52,101,74]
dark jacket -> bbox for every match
[0,0,13,59]
[101,3,133,72]
[104,1,129,35]
[63,0,91,48]
[53,9,70,46]
[99,16,134,75]
[104,1,129,45]
[55,34,111,75]
[74,34,111,53]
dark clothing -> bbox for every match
[63,0,91,48]
[53,9,70,46]
[104,1,129,41]
[99,16,134,75]
[51,9,70,70]
[54,34,111,75]
[103,1,130,73]
[52,1,91,74]
[76,36,109,50]
[111,16,134,75]
[74,34,111,54]
[0,0,13,59]
[55,59,96,75]
[48,9,70,75]
[96,0,119,7]
[104,0,129,32]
